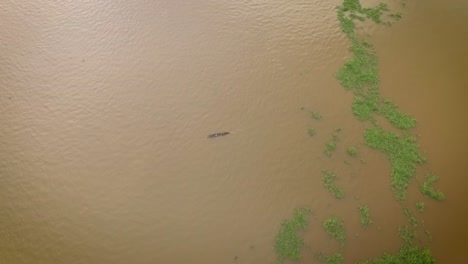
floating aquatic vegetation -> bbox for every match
[308,128,316,137]
[317,252,344,264]
[359,205,372,227]
[420,173,445,201]
[347,147,358,157]
[403,208,418,227]
[310,111,322,120]
[364,128,425,200]
[274,208,311,263]
[322,170,345,199]
[358,245,436,264]
[416,201,425,213]
[399,225,417,244]
[323,216,346,246]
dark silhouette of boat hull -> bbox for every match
[207,132,230,138]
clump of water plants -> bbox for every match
[399,225,416,244]
[403,208,418,227]
[336,5,415,131]
[358,245,436,264]
[342,57,414,130]
[322,170,345,199]
[364,128,425,200]
[324,140,337,157]
[310,111,322,120]
[389,12,403,21]
[347,147,358,157]
[379,99,417,129]
[317,252,344,264]
[416,201,425,213]
[359,205,372,227]
[337,0,399,36]
[324,130,341,157]
[308,128,316,137]
[420,173,445,201]
[274,208,311,263]
[323,216,346,246]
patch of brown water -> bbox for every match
[0,0,353,263]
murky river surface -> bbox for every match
[1,0,466,263]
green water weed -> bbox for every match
[420,173,445,201]
[308,128,316,137]
[323,216,346,246]
[347,147,358,157]
[364,128,424,200]
[358,245,436,264]
[322,170,345,199]
[416,202,425,213]
[359,205,372,227]
[274,208,312,263]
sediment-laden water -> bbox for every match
[0,0,466,263]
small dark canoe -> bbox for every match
[207,132,230,138]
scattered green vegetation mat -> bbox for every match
[358,245,436,264]
[420,173,445,201]
[323,216,346,246]
[403,208,418,227]
[336,0,416,130]
[285,0,443,263]
[364,128,425,200]
[399,225,417,244]
[274,208,311,263]
[359,205,372,227]
[322,170,345,199]
[335,0,431,201]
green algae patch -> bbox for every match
[364,128,425,200]
[322,170,345,199]
[323,216,346,246]
[420,173,445,201]
[358,246,436,264]
[274,208,312,263]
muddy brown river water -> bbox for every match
[1,0,467,263]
